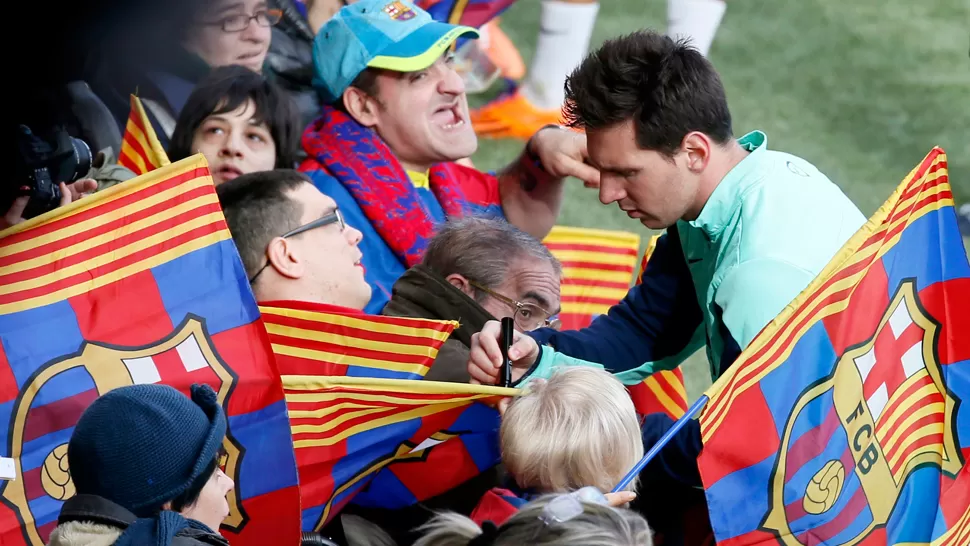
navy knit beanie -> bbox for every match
[67,383,226,517]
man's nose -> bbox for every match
[598,177,626,205]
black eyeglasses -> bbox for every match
[202,8,282,33]
[469,281,561,332]
[248,209,346,284]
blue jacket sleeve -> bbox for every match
[529,227,705,377]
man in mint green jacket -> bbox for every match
[467,30,866,504]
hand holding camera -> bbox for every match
[2,178,98,230]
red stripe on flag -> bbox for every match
[557,261,636,273]
[561,278,631,290]
[919,279,970,366]
[23,388,99,442]
[119,131,151,174]
[270,332,433,368]
[874,373,936,432]
[655,371,688,411]
[544,242,638,255]
[797,486,869,544]
[37,520,58,544]
[822,259,889,357]
[783,407,841,480]
[0,201,223,286]
[22,466,44,501]
[887,412,945,477]
[0,186,217,268]
[0,342,18,404]
[698,387,781,486]
[0,222,225,305]
[212,322,287,417]
[0,168,211,253]
[222,487,302,546]
[69,270,173,346]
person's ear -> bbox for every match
[445,273,476,298]
[342,86,380,128]
[266,237,305,280]
[681,131,713,173]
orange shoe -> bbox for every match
[471,91,566,141]
[483,19,526,81]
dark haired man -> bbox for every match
[300,0,598,314]
[217,169,371,310]
[468,30,866,516]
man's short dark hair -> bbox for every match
[170,64,302,168]
[216,169,310,280]
[422,216,562,302]
[332,68,382,113]
[563,30,733,156]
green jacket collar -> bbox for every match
[689,130,767,240]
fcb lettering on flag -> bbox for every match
[0,155,301,546]
[281,374,518,532]
[697,148,970,546]
[260,300,457,380]
[117,94,170,175]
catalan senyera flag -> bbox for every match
[697,148,970,546]
[542,225,641,330]
[260,300,457,380]
[544,226,688,420]
[0,155,301,546]
[117,94,170,175]
[627,235,689,420]
[282,374,518,532]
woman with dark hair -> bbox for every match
[47,384,234,546]
[169,64,302,185]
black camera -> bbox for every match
[11,124,92,219]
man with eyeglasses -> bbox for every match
[382,215,562,384]
[186,0,281,74]
[216,169,372,310]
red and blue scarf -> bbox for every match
[300,105,503,267]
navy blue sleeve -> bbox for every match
[529,227,704,374]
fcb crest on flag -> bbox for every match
[1,317,248,545]
[764,279,962,544]
[697,147,970,546]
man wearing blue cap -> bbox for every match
[300,0,599,314]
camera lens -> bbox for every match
[69,137,92,182]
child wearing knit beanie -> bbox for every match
[48,383,234,546]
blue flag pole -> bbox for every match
[611,394,710,493]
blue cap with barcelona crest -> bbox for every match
[312,0,479,103]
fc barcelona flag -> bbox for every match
[117,94,170,175]
[417,0,517,28]
[0,156,301,546]
[697,148,970,546]
[281,374,518,531]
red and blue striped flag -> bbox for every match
[698,148,970,546]
[0,155,301,546]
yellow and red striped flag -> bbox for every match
[542,225,641,330]
[259,301,457,380]
[118,94,170,175]
[542,227,688,420]
[627,235,689,420]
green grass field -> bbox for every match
[468,0,970,401]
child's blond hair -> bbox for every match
[500,367,643,493]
